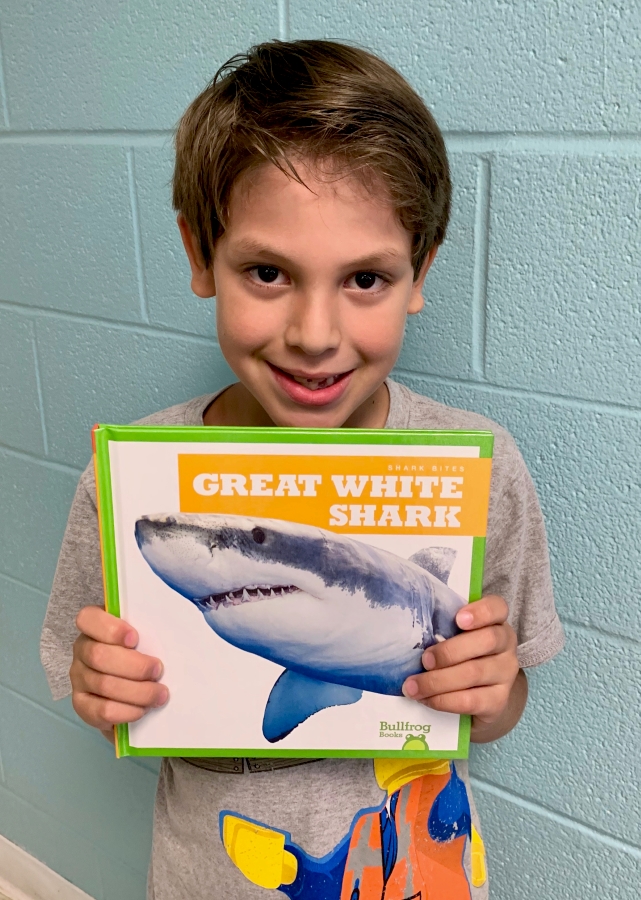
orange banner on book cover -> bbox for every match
[178,454,492,536]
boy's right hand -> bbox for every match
[70,606,168,743]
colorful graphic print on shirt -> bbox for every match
[219,759,487,899]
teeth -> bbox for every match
[291,374,340,391]
[202,585,302,609]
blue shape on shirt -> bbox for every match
[428,766,472,843]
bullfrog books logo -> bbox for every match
[379,721,431,751]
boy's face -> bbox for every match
[179,161,436,429]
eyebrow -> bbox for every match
[227,238,408,270]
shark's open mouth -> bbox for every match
[197,584,302,610]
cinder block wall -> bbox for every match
[0,3,639,898]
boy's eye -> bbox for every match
[347,271,386,291]
[249,265,286,284]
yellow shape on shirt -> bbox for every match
[374,757,451,794]
[471,824,487,887]
[222,815,298,889]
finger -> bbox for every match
[80,668,169,708]
[404,652,519,700]
[421,623,515,671]
[74,636,163,681]
[72,691,149,730]
[76,606,139,649]
[419,684,508,719]
[455,595,509,631]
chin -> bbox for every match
[269,404,351,430]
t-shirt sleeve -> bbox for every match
[40,466,104,700]
[482,433,565,669]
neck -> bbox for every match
[203,384,275,427]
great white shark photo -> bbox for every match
[134,513,467,742]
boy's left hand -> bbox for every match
[402,595,521,731]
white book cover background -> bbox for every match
[109,442,480,753]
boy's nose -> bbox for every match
[284,292,341,356]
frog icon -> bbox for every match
[402,732,429,752]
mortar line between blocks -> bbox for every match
[0,19,9,129]
[0,780,120,875]
[0,570,50,596]
[0,441,82,475]
[126,148,150,324]
[30,322,49,456]
[472,157,490,379]
[0,685,159,832]
[0,683,101,738]
[95,861,107,900]
[0,130,172,146]
[561,616,641,648]
[278,0,290,40]
[602,8,608,102]
[392,369,641,418]
[470,776,641,858]
[0,299,218,345]
[1,131,641,153]
[444,132,641,155]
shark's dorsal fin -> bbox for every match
[262,670,362,743]
[409,547,457,585]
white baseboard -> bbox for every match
[0,836,95,900]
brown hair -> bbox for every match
[173,40,450,277]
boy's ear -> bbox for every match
[177,214,217,298]
[407,245,439,315]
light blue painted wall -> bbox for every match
[0,2,639,897]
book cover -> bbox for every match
[93,425,493,759]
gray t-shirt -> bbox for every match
[41,380,564,900]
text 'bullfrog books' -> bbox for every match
[92,425,493,760]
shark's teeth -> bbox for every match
[199,584,301,610]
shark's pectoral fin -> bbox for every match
[263,670,362,743]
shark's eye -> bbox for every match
[252,526,266,544]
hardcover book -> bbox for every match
[93,425,493,759]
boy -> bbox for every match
[41,40,564,899]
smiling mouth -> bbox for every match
[268,364,352,392]
[197,584,301,610]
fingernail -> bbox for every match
[422,650,436,670]
[152,662,163,680]
[124,631,138,648]
[457,610,474,627]
[154,686,169,707]
[402,679,419,698]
